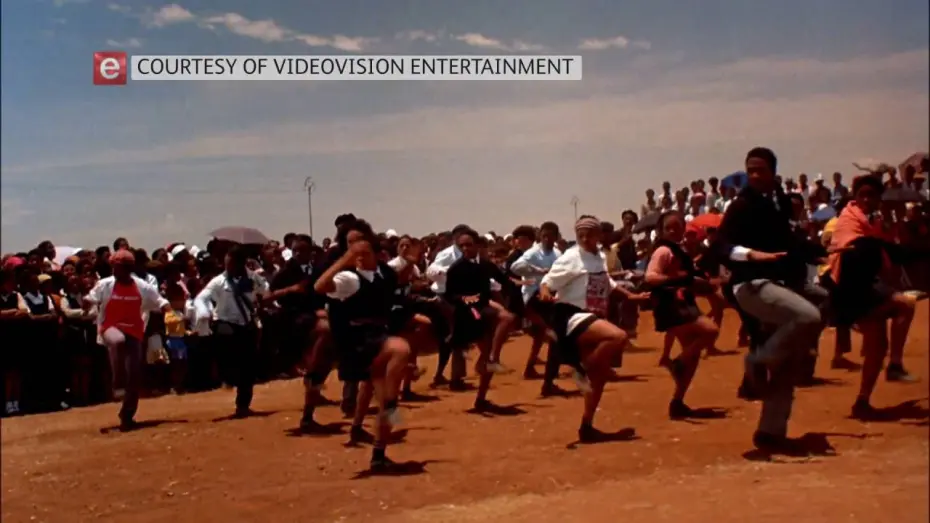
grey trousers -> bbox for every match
[734,281,827,436]
[102,327,144,422]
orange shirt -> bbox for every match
[102,281,145,341]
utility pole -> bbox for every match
[570,195,579,221]
[304,176,315,239]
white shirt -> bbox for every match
[425,245,462,294]
[387,256,421,279]
[327,269,382,300]
[85,276,168,337]
[541,246,617,335]
[193,271,269,325]
[510,244,561,303]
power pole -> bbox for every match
[304,176,315,239]
[570,195,579,221]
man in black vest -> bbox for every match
[717,146,828,452]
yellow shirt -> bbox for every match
[164,308,188,337]
[818,217,839,276]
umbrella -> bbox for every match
[883,187,925,203]
[54,246,82,265]
[899,151,929,174]
[632,212,661,234]
[688,213,723,230]
[208,226,270,245]
[720,171,747,190]
[810,205,836,223]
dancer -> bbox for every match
[262,234,334,430]
[717,147,828,451]
[824,175,921,418]
[313,220,411,470]
[445,228,516,409]
[538,215,633,442]
[193,245,269,418]
[425,224,470,386]
[510,221,568,395]
[84,249,171,430]
[645,211,719,419]
[386,235,431,398]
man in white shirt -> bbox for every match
[85,249,170,431]
[194,245,269,418]
[425,224,471,386]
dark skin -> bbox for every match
[0,282,27,319]
[260,241,313,304]
[742,157,791,263]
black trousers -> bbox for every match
[213,321,259,410]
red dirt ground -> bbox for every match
[3,303,928,523]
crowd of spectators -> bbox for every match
[2,158,927,417]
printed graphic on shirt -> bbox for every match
[584,272,611,316]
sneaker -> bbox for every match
[902,289,928,301]
[4,401,13,415]
[11,401,20,414]
[751,430,789,451]
[233,407,254,419]
[485,361,510,375]
[886,364,918,383]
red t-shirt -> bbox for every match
[102,281,145,341]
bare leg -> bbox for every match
[853,318,889,417]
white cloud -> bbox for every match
[105,37,142,48]
[148,4,195,27]
[453,32,546,52]
[454,33,509,50]
[578,35,646,51]
[52,0,89,6]
[107,3,131,14]
[202,13,288,42]
[329,34,378,52]
[396,30,441,43]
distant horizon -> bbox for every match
[3,0,928,252]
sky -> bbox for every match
[1,0,928,252]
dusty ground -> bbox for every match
[2,303,928,523]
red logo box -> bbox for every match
[93,51,127,85]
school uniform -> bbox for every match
[540,246,616,368]
[646,240,702,332]
[194,271,268,412]
[270,259,324,372]
[0,292,27,376]
[444,256,509,349]
[326,264,398,382]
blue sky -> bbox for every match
[1,0,928,252]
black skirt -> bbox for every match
[824,273,894,327]
[335,324,387,382]
[549,302,598,370]
[652,289,702,332]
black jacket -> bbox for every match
[445,257,509,309]
[715,185,825,286]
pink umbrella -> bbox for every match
[899,152,929,174]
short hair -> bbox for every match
[852,175,884,195]
[708,177,719,184]
[226,245,248,266]
[293,234,313,246]
[283,232,298,243]
[511,225,536,240]
[745,146,778,173]
[457,228,480,242]
[112,237,129,251]
[334,213,357,227]
[451,224,471,237]
[621,209,637,221]
[539,221,560,235]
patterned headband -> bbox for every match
[575,216,601,232]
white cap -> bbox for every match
[385,229,398,238]
[169,244,187,257]
[815,173,824,182]
[189,245,201,256]
[504,233,513,240]
[484,233,495,242]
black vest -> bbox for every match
[647,239,698,306]
[23,292,51,315]
[0,293,19,310]
[328,264,398,336]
